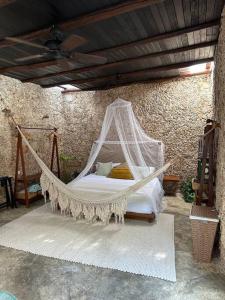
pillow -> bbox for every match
[108,163,134,180]
[96,162,113,176]
[93,162,120,174]
[132,166,155,178]
[113,163,121,167]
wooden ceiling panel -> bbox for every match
[40,57,214,89]
[0,0,54,39]
[46,0,123,21]
[70,69,181,91]
[0,0,223,89]
[18,41,215,86]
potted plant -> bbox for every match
[180,178,195,203]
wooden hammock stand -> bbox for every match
[14,126,60,208]
[190,120,220,263]
[194,119,220,207]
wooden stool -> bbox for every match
[163,175,180,196]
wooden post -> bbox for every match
[14,130,20,200]
[50,128,60,179]
[197,120,217,207]
[14,129,29,207]
[197,130,209,205]
[208,125,215,207]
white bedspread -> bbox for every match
[68,174,164,214]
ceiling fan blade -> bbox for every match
[55,58,73,69]
[70,52,107,65]
[15,53,48,62]
[61,34,87,52]
[5,37,48,50]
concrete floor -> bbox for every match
[0,196,225,300]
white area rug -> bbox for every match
[0,205,176,282]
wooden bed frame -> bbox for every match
[125,211,155,222]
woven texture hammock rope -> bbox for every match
[1,96,175,223]
[12,98,175,223]
[18,125,172,223]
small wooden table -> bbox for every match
[163,175,180,196]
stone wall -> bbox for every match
[0,74,213,183]
[214,8,225,271]
[62,75,213,180]
[0,75,64,177]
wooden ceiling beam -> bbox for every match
[91,19,220,56]
[62,70,212,93]
[0,59,63,73]
[23,40,217,83]
[0,19,219,76]
[0,0,15,8]
[0,19,218,77]
[42,57,214,88]
[94,70,212,90]
[0,0,164,49]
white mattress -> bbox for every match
[68,174,164,214]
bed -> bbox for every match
[67,174,164,222]
[14,98,167,223]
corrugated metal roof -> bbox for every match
[0,0,223,90]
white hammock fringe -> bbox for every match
[17,126,173,223]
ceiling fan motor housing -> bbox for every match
[44,39,62,50]
[45,25,65,50]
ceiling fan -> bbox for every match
[5,25,107,66]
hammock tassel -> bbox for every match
[16,125,173,224]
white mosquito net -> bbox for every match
[10,98,169,223]
[75,98,164,182]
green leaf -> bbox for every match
[180,178,195,203]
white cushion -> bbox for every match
[96,162,113,176]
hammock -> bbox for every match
[16,99,173,223]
